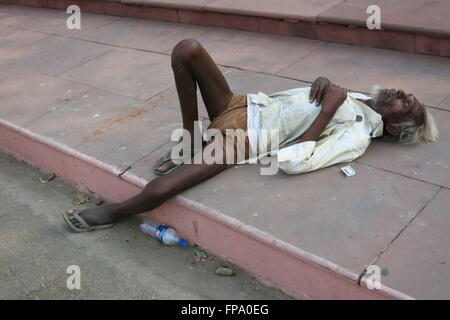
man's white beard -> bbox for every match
[370,84,382,111]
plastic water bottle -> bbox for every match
[140,220,188,248]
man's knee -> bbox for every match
[171,39,203,68]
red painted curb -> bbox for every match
[0,118,414,299]
[0,0,449,58]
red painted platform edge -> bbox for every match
[0,0,449,58]
[0,118,414,300]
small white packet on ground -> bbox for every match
[341,165,356,177]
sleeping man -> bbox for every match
[63,39,439,232]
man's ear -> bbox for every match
[386,123,401,136]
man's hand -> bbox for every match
[321,83,347,115]
[309,77,347,113]
[298,78,347,144]
[309,77,331,106]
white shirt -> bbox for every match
[245,87,383,174]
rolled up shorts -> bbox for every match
[207,93,250,165]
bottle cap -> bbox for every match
[178,239,188,248]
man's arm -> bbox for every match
[297,77,347,143]
[278,122,371,174]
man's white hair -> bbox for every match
[394,107,439,144]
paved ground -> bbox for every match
[0,151,291,299]
[0,4,449,299]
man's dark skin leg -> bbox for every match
[69,39,234,227]
[173,39,233,139]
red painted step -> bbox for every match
[0,0,449,57]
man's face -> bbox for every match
[372,88,424,127]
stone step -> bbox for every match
[0,0,449,57]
